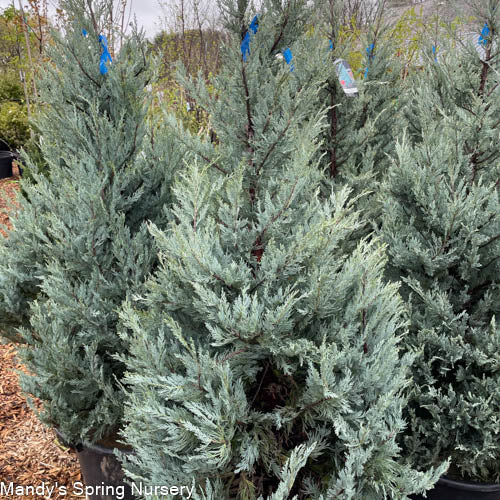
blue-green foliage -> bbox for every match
[118,0,444,498]
[0,0,185,443]
[380,3,500,480]
[303,1,405,224]
[381,128,499,483]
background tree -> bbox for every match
[297,0,407,227]
[146,0,226,136]
[0,4,46,148]
[157,0,223,80]
[403,0,499,149]
[0,0,185,444]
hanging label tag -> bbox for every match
[478,22,490,46]
[98,34,112,75]
[364,43,375,78]
[282,48,294,72]
[334,59,358,97]
[241,15,259,62]
[432,45,438,62]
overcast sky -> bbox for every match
[0,0,164,39]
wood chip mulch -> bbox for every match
[0,166,21,238]
[0,165,83,499]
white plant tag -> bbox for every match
[334,59,359,97]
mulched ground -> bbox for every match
[0,165,83,499]
[0,173,20,238]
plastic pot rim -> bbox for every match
[55,429,133,456]
[439,475,500,492]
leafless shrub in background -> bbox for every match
[156,0,224,80]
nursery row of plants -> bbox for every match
[0,0,498,499]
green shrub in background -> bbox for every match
[150,80,211,136]
[148,25,223,137]
[0,75,25,103]
[0,101,29,150]
[0,72,29,151]
[0,19,31,151]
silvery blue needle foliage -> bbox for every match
[380,2,500,484]
[118,0,444,498]
[0,0,185,443]
[303,0,406,222]
[404,0,499,161]
[380,69,500,487]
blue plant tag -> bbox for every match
[249,15,259,34]
[432,45,438,62]
[282,48,294,72]
[478,22,490,46]
[241,15,259,61]
[98,34,112,75]
[241,32,251,61]
[99,34,108,47]
[82,28,88,37]
[364,43,375,78]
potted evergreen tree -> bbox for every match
[117,0,444,498]
[381,130,499,500]
[380,6,499,493]
[380,3,499,497]
[0,0,185,496]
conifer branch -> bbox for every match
[250,362,269,407]
[479,255,499,271]
[86,0,100,33]
[250,176,298,267]
[487,83,499,98]
[117,122,140,170]
[456,101,477,117]
[190,251,237,291]
[269,13,288,55]
[241,64,254,145]
[479,47,492,96]
[174,135,228,174]
[298,396,334,416]
[479,233,500,250]
[462,281,493,310]
[201,154,228,175]
[329,90,338,178]
[218,347,250,364]
[391,189,433,249]
[256,115,294,176]
[134,44,147,78]
[261,93,280,137]
[434,207,459,258]
[474,149,499,167]
[68,46,101,87]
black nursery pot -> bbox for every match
[412,476,500,500]
[55,431,136,500]
[0,151,14,179]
